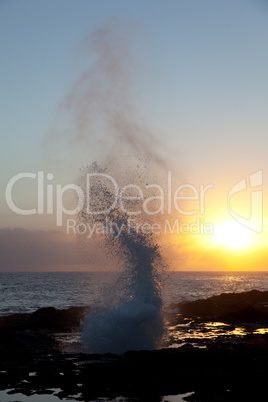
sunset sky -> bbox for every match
[1,0,268,271]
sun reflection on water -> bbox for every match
[166,319,268,347]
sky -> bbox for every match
[1,0,268,271]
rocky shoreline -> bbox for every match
[1,290,268,401]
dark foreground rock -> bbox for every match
[0,327,60,359]
[1,292,268,401]
[1,339,268,401]
[0,305,89,331]
[172,289,268,323]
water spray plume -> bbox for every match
[79,162,166,353]
[59,20,176,353]
[49,19,170,168]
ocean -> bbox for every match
[1,270,268,317]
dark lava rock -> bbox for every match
[0,306,89,331]
[1,342,268,401]
[0,312,29,328]
[28,306,89,331]
[77,341,268,401]
[224,305,268,324]
[0,306,88,363]
[174,289,268,322]
[0,327,60,360]
[2,295,268,401]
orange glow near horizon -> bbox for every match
[169,210,268,271]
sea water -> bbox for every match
[1,270,268,317]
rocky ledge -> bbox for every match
[167,288,268,324]
[1,290,268,401]
[0,305,89,332]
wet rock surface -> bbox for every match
[1,341,268,401]
[1,291,268,401]
[0,306,89,331]
[171,289,268,322]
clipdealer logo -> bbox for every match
[4,171,214,235]
[5,170,263,236]
[228,170,263,233]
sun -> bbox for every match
[213,221,253,250]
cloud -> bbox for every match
[0,228,99,271]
